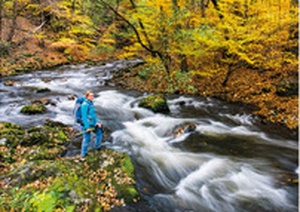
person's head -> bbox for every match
[85,90,94,101]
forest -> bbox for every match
[0,0,298,129]
[0,0,298,130]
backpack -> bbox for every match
[73,97,86,125]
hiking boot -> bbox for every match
[79,157,86,162]
[74,156,86,163]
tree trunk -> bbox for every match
[0,0,3,41]
[99,0,171,76]
[172,0,188,73]
[201,0,206,17]
[211,0,219,9]
[180,54,188,72]
[291,0,298,6]
[244,0,249,18]
[7,0,18,43]
[222,64,234,87]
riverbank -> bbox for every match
[110,64,298,134]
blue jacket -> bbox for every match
[81,99,98,130]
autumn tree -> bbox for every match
[209,0,299,86]
[96,0,215,92]
[94,0,297,92]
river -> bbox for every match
[0,60,298,212]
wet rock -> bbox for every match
[41,78,52,82]
[138,93,170,113]
[36,87,51,93]
[4,80,14,86]
[32,98,55,106]
[170,122,196,138]
[68,94,77,100]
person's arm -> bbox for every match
[81,103,89,130]
[91,103,101,127]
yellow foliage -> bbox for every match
[32,0,297,79]
[65,44,90,61]
[50,38,77,51]
[97,23,117,50]
[119,43,143,59]
[69,25,95,37]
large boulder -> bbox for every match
[0,120,71,163]
[138,93,170,113]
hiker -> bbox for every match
[80,90,103,157]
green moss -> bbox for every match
[121,154,134,178]
[115,184,139,202]
[21,102,47,115]
[138,93,170,113]
[0,122,139,211]
[0,122,24,149]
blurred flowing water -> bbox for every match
[0,60,298,212]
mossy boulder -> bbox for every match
[0,122,24,164]
[0,120,70,164]
[0,122,24,149]
[21,102,47,114]
[138,93,170,113]
[21,125,68,147]
[1,149,139,211]
[5,161,57,187]
[0,121,139,212]
[21,121,70,160]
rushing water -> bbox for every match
[0,60,298,212]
